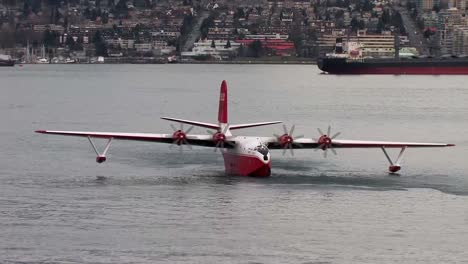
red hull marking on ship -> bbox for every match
[223,152,271,177]
[335,67,468,75]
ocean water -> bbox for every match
[1,64,468,263]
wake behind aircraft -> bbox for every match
[36,80,454,177]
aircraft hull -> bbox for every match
[223,152,271,177]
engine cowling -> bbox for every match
[278,134,294,148]
[172,130,187,145]
[212,132,226,144]
[317,135,332,150]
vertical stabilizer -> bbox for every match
[218,80,228,124]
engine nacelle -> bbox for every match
[172,130,187,145]
[317,135,332,150]
[278,134,293,148]
[212,132,226,144]
[96,155,107,163]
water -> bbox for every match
[1,64,468,263]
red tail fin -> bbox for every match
[218,80,228,124]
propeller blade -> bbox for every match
[315,143,327,152]
[185,126,194,134]
[324,149,328,158]
[331,147,337,156]
[170,124,177,132]
[317,128,324,135]
[331,132,341,139]
[214,141,220,152]
[282,124,288,135]
[327,125,331,136]
[183,139,192,150]
[289,144,294,156]
[289,124,295,136]
[222,125,229,134]
[179,145,183,155]
[293,142,303,148]
[273,133,280,139]
[180,123,183,131]
[282,148,287,156]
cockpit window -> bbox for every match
[255,145,269,155]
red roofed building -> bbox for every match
[236,39,296,56]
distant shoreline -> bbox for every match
[14,56,317,66]
[180,60,317,65]
[17,60,318,65]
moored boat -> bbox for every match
[0,54,15,66]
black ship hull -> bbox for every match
[318,57,468,75]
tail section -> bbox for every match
[161,80,282,132]
[218,80,228,124]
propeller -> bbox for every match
[207,126,233,152]
[170,123,193,152]
[273,124,303,156]
[314,125,341,158]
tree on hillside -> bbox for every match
[350,17,359,32]
[224,40,231,49]
[249,40,263,58]
[376,18,385,33]
[93,30,108,56]
[43,29,58,47]
[237,44,245,56]
[200,15,214,39]
[180,14,194,35]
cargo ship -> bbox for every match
[318,56,468,75]
[0,54,15,66]
[317,36,468,75]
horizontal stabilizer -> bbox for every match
[161,117,220,130]
[230,121,282,130]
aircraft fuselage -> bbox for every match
[222,137,271,177]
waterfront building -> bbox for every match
[244,34,289,40]
[207,27,236,40]
[452,25,468,55]
[180,39,240,60]
[417,0,440,12]
[106,38,135,49]
[420,12,439,28]
[235,39,296,56]
[437,8,466,54]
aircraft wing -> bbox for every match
[35,130,235,148]
[264,137,454,149]
[326,139,454,148]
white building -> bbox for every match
[181,40,240,59]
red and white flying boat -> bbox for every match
[36,80,454,177]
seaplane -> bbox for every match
[35,80,455,177]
